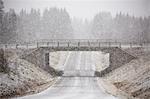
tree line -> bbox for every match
[0,0,150,44]
[0,0,73,43]
[91,12,150,43]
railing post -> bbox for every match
[78,42,80,47]
[5,45,7,49]
[68,42,70,47]
[88,41,90,47]
[108,42,111,47]
[130,43,132,48]
[57,42,59,47]
[26,43,28,49]
[140,43,143,48]
[119,42,121,48]
[16,44,18,49]
[37,42,39,48]
[47,42,49,47]
[99,42,100,48]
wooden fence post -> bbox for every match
[16,44,19,49]
[47,42,49,47]
[99,42,100,48]
[26,43,28,49]
[88,41,90,47]
[68,42,70,47]
[57,42,59,47]
[119,42,121,48]
[109,42,111,47]
[5,45,7,49]
[130,43,132,48]
[37,42,39,48]
[78,42,80,47]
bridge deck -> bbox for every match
[0,40,149,49]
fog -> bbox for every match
[4,0,150,20]
[0,0,150,43]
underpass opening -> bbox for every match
[48,51,110,77]
[21,47,136,77]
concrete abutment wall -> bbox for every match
[95,48,136,77]
[20,48,63,76]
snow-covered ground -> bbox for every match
[0,50,54,98]
[104,48,150,99]
[16,51,117,99]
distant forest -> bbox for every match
[0,0,150,43]
[92,12,150,43]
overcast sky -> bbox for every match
[4,0,150,20]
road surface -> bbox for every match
[17,52,117,99]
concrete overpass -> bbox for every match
[1,39,147,76]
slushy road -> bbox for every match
[17,52,117,99]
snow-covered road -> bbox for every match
[17,52,117,99]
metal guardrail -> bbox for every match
[0,39,149,49]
